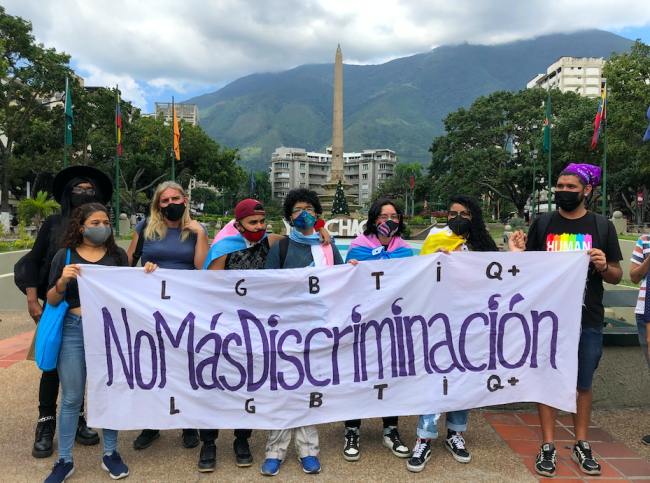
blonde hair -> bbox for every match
[144,181,192,242]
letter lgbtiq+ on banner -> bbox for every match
[77,252,589,431]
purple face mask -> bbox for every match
[563,163,602,188]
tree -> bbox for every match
[331,180,350,216]
[191,187,217,205]
[16,190,59,228]
[253,171,272,203]
[428,88,599,218]
[0,7,72,210]
[603,40,650,221]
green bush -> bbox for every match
[13,239,25,248]
[486,218,498,223]
[509,218,525,231]
[402,226,412,239]
[272,225,283,235]
[0,241,10,251]
[26,239,35,249]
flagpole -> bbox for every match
[115,85,120,237]
[63,76,68,169]
[602,79,608,217]
[171,96,175,182]
[546,87,553,213]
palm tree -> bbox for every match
[17,191,60,230]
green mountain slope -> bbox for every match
[186,30,634,172]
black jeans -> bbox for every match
[39,369,85,419]
[199,429,253,443]
[345,417,398,429]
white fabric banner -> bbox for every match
[77,251,589,430]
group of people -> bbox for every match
[18,161,647,481]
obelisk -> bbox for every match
[330,44,345,183]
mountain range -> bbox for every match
[185,30,635,172]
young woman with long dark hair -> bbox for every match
[44,203,137,483]
[407,194,497,473]
[18,166,112,458]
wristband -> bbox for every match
[55,278,65,294]
[599,263,609,273]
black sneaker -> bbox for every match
[182,429,200,449]
[198,442,217,472]
[75,414,99,446]
[33,416,56,458]
[383,426,410,458]
[343,428,360,461]
[535,443,557,477]
[446,429,471,463]
[133,429,160,450]
[234,437,253,467]
[642,435,650,445]
[406,438,432,473]
[571,440,601,475]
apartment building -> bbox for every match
[269,146,397,201]
[527,57,605,98]
[153,102,200,126]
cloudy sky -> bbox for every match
[5,0,650,112]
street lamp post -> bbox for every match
[530,123,539,222]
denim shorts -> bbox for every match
[577,326,603,391]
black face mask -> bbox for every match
[555,190,584,212]
[448,216,471,237]
[71,193,96,208]
[160,202,186,221]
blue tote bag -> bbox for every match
[35,249,70,371]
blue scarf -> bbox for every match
[289,229,333,246]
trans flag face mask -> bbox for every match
[377,219,399,237]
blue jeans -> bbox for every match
[577,326,603,391]
[57,312,118,460]
[417,410,469,439]
[636,314,650,371]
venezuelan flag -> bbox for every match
[591,87,606,149]
[116,95,122,156]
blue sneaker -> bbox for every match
[102,451,130,480]
[299,456,321,474]
[45,459,74,483]
[261,458,282,476]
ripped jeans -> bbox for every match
[417,410,469,439]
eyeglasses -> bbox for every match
[72,187,96,196]
[377,214,401,222]
[448,210,471,219]
[292,207,316,214]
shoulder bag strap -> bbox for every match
[132,218,149,267]
[279,236,290,269]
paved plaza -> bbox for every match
[2,310,650,482]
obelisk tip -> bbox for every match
[337,44,341,52]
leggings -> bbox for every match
[39,369,85,420]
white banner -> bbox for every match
[78,252,589,430]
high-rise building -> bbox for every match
[269,146,397,201]
[154,102,200,126]
[527,57,605,97]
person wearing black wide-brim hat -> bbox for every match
[17,165,112,459]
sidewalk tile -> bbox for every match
[564,458,624,478]
[0,360,18,368]
[521,456,579,477]
[585,480,632,482]
[607,458,650,477]
[0,354,26,361]
[531,426,575,441]
[557,415,598,427]
[592,442,641,458]
[517,413,541,425]
[509,440,555,456]
[483,412,523,425]
[563,428,617,442]
[556,444,576,459]
[493,424,540,440]
[536,479,582,482]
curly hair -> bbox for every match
[60,203,124,265]
[283,188,323,221]
[448,194,498,253]
[364,199,406,237]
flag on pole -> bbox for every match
[591,87,606,149]
[411,171,415,189]
[251,172,255,195]
[116,94,122,156]
[173,106,180,160]
[542,91,551,154]
[64,78,73,146]
[644,105,650,142]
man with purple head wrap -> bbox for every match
[509,163,623,478]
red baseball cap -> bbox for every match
[235,199,265,220]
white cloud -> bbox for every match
[77,64,148,110]
[5,0,650,98]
